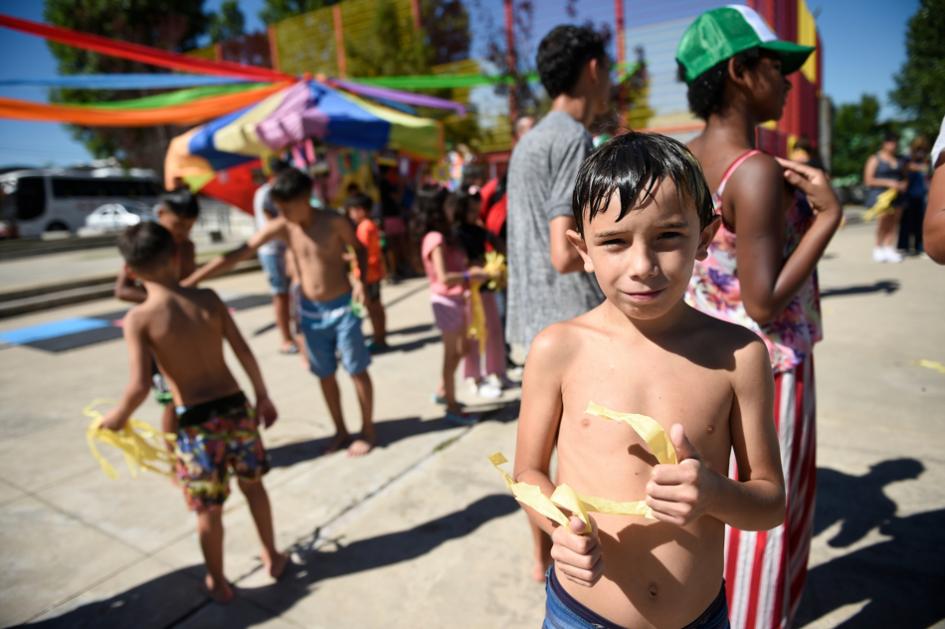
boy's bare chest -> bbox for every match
[287,224,340,264]
[559,349,734,468]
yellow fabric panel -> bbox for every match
[187,45,217,61]
[797,0,818,83]
[341,0,413,42]
[432,58,481,104]
[271,7,338,76]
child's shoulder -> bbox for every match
[530,315,602,362]
[686,307,769,365]
[173,285,223,311]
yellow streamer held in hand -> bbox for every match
[489,402,679,530]
[466,253,508,354]
[863,188,898,222]
[84,400,177,480]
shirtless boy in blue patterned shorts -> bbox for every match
[101,222,288,603]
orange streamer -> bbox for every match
[0,82,291,127]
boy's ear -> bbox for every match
[695,216,721,261]
[565,228,594,273]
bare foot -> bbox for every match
[205,574,235,603]
[321,432,351,455]
[264,550,290,580]
[347,434,375,457]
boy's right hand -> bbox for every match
[550,515,604,587]
[255,395,278,428]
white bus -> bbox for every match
[0,169,163,237]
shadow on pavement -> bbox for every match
[820,280,900,299]
[23,494,518,629]
[382,333,441,354]
[268,400,520,469]
[386,323,434,336]
[796,458,945,628]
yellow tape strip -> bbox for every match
[918,359,945,375]
[84,400,177,480]
[489,402,678,529]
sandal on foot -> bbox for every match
[444,410,479,426]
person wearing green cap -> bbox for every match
[676,5,842,629]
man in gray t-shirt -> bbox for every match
[506,25,612,353]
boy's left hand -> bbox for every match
[645,424,719,526]
[256,395,278,428]
[351,280,365,306]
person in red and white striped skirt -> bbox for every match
[676,6,842,627]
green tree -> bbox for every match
[43,0,208,172]
[830,94,886,179]
[259,0,338,25]
[890,0,945,138]
[209,0,246,43]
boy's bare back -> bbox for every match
[521,302,770,627]
[127,286,240,407]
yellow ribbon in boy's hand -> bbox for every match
[84,400,177,480]
[489,402,681,530]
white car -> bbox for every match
[84,202,152,233]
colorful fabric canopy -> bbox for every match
[165,80,443,190]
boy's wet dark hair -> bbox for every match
[678,48,767,120]
[159,189,200,218]
[270,167,313,202]
[118,221,176,272]
[571,132,714,236]
[537,25,608,99]
[344,192,373,212]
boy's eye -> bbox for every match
[599,239,625,248]
[658,231,682,240]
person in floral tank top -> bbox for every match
[676,7,842,629]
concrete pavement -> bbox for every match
[0,220,942,628]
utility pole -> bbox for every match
[504,0,518,130]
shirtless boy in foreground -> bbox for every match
[514,133,784,628]
[113,189,200,446]
[184,168,376,456]
[102,222,287,603]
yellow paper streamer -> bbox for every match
[467,253,508,354]
[489,402,679,529]
[483,251,507,291]
[585,401,678,466]
[918,359,945,374]
[863,188,898,221]
[84,400,177,480]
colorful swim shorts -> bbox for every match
[174,392,269,511]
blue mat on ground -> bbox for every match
[0,294,273,353]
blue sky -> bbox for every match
[0,0,919,167]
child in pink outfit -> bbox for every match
[417,185,492,425]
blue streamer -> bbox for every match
[0,74,255,90]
